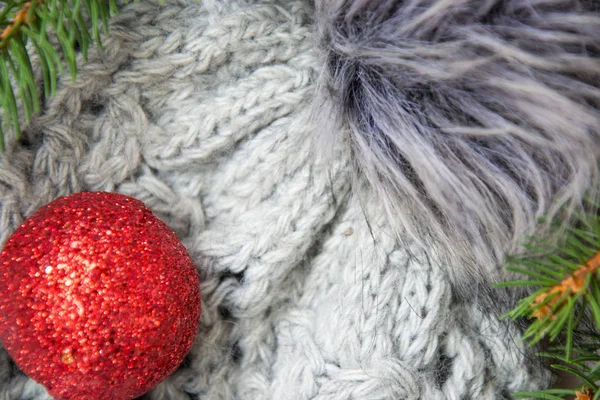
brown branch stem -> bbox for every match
[532,251,600,320]
[0,1,41,48]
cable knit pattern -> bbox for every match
[0,0,552,399]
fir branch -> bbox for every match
[0,1,35,45]
[498,204,600,399]
[0,0,118,151]
[513,388,597,400]
[530,253,598,321]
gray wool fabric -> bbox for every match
[1,0,599,399]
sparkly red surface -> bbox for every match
[0,192,201,400]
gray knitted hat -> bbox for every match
[1,0,599,399]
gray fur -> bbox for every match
[314,0,600,302]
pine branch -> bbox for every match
[497,203,600,399]
[0,0,118,151]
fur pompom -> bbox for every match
[314,0,600,296]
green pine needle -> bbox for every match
[514,391,575,400]
[552,364,597,389]
[496,199,600,399]
[0,0,120,149]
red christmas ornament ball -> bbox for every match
[0,192,201,400]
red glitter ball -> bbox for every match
[0,192,201,400]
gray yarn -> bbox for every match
[0,0,596,398]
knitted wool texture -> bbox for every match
[0,0,598,399]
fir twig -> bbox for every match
[0,0,118,151]
[498,204,600,399]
